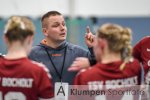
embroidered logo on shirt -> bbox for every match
[51,54,62,56]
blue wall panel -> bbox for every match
[0,17,150,54]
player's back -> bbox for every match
[73,59,142,100]
[0,56,53,100]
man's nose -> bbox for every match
[60,25,65,30]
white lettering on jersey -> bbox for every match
[105,76,137,89]
[88,76,138,90]
[88,81,103,90]
[1,78,33,88]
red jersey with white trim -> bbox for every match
[133,36,150,73]
[73,59,141,100]
[0,56,54,100]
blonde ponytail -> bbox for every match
[96,23,133,70]
[4,16,35,42]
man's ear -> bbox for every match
[42,28,48,36]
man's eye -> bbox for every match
[62,23,66,26]
[52,24,59,27]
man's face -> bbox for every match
[43,15,67,43]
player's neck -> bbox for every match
[5,45,27,59]
[45,39,64,49]
[101,52,121,64]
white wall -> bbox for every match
[0,0,150,17]
[0,0,69,17]
[75,0,150,17]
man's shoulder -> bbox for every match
[30,44,45,54]
[31,44,44,51]
[28,44,46,59]
[67,42,88,51]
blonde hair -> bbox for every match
[97,23,132,70]
[4,16,35,42]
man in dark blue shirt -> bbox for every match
[29,11,94,85]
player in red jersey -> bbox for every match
[73,23,142,100]
[133,36,150,98]
[0,16,54,100]
[133,36,150,74]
